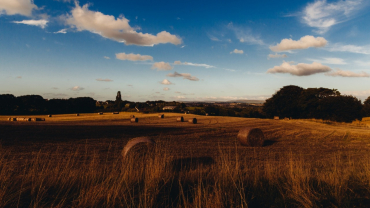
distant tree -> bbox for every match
[316,95,363,122]
[298,88,340,118]
[0,94,17,114]
[263,85,304,118]
[362,96,370,117]
[17,95,46,114]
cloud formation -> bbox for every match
[54,29,67,34]
[104,56,110,59]
[0,0,37,16]
[302,0,364,34]
[151,62,173,71]
[267,61,332,76]
[167,71,199,81]
[163,87,170,91]
[96,78,113,82]
[160,79,172,85]
[13,19,48,28]
[65,3,182,46]
[326,69,369,77]
[116,53,153,61]
[231,49,244,54]
[270,35,327,52]
[268,53,288,59]
[228,23,264,45]
[326,44,370,55]
[173,61,215,69]
[71,86,84,91]
[307,57,347,65]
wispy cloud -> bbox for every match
[65,3,182,46]
[116,53,153,61]
[16,76,22,79]
[163,87,170,91]
[302,0,366,34]
[227,22,264,45]
[174,61,215,69]
[326,43,370,55]
[54,29,67,34]
[13,19,48,29]
[326,69,369,77]
[96,78,113,82]
[152,62,173,71]
[307,57,347,65]
[267,61,332,76]
[167,71,199,81]
[230,49,244,54]
[160,79,173,85]
[71,86,84,91]
[104,56,110,59]
[270,35,327,52]
[0,0,38,16]
[268,53,288,59]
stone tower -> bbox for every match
[116,91,122,102]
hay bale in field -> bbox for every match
[284,117,290,121]
[237,127,265,147]
[205,113,209,116]
[158,114,164,118]
[274,116,279,120]
[188,118,197,124]
[98,112,103,115]
[122,137,156,160]
[48,115,52,117]
[9,118,16,121]
[113,112,119,114]
[130,118,138,123]
[177,117,184,122]
[16,118,30,121]
[130,115,135,118]
[31,118,45,121]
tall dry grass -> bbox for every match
[1,141,370,208]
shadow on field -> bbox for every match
[0,122,182,146]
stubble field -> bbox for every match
[1,112,370,207]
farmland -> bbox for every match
[1,113,370,207]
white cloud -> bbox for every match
[160,79,172,85]
[0,0,37,16]
[163,87,170,91]
[116,53,153,61]
[267,61,332,76]
[54,29,67,34]
[173,61,215,69]
[104,56,110,59]
[13,19,48,28]
[270,35,327,52]
[326,69,369,77]
[96,78,113,82]
[65,3,182,46]
[307,57,347,65]
[326,44,370,55]
[167,71,199,81]
[71,86,84,91]
[227,23,264,45]
[268,53,288,59]
[151,62,173,71]
[209,35,220,41]
[302,0,364,34]
[231,49,244,54]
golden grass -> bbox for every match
[0,113,370,207]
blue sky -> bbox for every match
[1,0,370,102]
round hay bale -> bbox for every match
[130,115,135,118]
[274,116,279,120]
[122,137,156,160]
[177,117,184,122]
[130,118,138,123]
[284,117,289,121]
[237,127,265,147]
[188,118,197,124]
[158,114,164,118]
[48,115,52,117]
[113,112,119,114]
[98,112,103,115]
[76,113,79,116]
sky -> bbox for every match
[1,0,370,102]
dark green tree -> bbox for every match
[362,96,370,117]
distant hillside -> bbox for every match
[227,100,265,104]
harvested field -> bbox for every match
[0,112,370,207]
